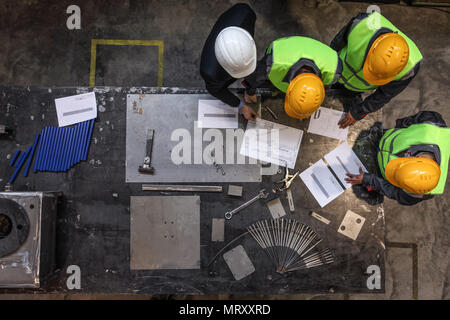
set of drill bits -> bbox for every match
[247,218,334,273]
[7,119,95,184]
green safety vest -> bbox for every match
[267,36,340,93]
[377,123,450,194]
[338,12,423,92]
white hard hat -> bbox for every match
[214,26,257,78]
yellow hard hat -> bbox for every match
[385,157,440,194]
[284,73,325,119]
[363,33,409,86]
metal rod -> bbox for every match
[142,184,223,192]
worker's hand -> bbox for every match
[244,91,258,104]
[338,113,357,129]
[241,105,258,121]
[345,167,365,185]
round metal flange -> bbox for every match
[0,198,30,258]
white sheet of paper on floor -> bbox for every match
[299,159,344,207]
[211,218,225,242]
[55,92,97,127]
[307,107,348,141]
[197,99,238,129]
[240,118,303,169]
[267,198,286,219]
[223,245,255,281]
[338,210,366,240]
[324,142,368,189]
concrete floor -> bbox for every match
[0,0,449,299]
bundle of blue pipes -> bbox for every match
[8,119,95,184]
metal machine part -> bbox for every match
[138,129,155,174]
[142,184,222,192]
[224,189,269,220]
[0,199,30,258]
[0,191,59,288]
[273,166,300,193]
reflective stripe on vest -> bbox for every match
[377,124,450,194]
[267,36,340,93]
[338,12,423,92]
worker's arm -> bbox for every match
[395,110,447,128]
[242,55,270,95]
[202,74,242,108]
[350,63,421,120]
[362,172,425,206]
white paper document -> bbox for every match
[239,118,303,169]
[324,142,368,189]
[55,92,97,127]
[299,159,344,207]
[308,107,348,140]
[197,99,238,128]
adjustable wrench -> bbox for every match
[225,189,269,220]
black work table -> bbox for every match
[0,86,385,294]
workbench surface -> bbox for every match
[0,86,385,294]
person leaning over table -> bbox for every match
[200,3,259,121]
[242,36,342,119]
[330,11,423,129]
[345,111,450,206]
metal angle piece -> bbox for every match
[267,198,286,219]
[142,184,222,192]
[286,189,295,212]
[227,185,243,197]
[310,211,331,225]
[338,210,366,240]
[223,245,255,281]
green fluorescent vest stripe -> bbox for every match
[339,12,423,92]
[267,36,339,93]
[378,124,450,194]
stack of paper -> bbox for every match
[299,159,344,207]
[324,142,368,189]
[239,118,303,169]
[300,142,367,207]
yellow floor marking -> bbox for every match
[89,39,164,87]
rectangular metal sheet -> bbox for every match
[130,196,200,270]
[126,94,261,182]
[223,245,255,281]
[211,218,225,242]
[267,198,286,219]
[338,210,366,240]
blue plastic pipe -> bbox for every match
[77,121,88,163]
[24,133,40,177]
[65,127,74,170]
[15,152,27,168]
[35,127,48,172]
[9,150,21,167]
[71,123,81,167]
[82,119,95,161]
[9,146,32,184]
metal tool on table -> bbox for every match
[138,129,155,174]
[224,189,269,220]
[263,105,278,120]
[273,165,300,193]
